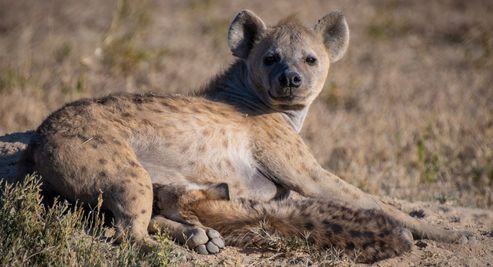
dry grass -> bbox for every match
[0,175,179,266]
[0,0,492,264]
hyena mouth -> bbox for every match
[268,90,296,101]
[268,91,306,110]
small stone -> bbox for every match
[415,240,428,248]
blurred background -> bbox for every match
[0,0,492,208]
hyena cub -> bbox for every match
[20,9,468,261]
[151,183,413,263]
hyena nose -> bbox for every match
[279,72,302,88]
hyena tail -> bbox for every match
[187,197,413,263]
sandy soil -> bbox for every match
[1,131,492,266]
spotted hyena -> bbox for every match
[19,9,468,261]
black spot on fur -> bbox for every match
[378,229,391,238]
[362,231,375,239]
[355,217,365,224]
[409,209,426,218]
[99,158,108,165]
[374,214,387,226]
[304,221,315,231]
[99,171,107,178]
[323,220,343,234]
[141,209,147,214]
[350,230,362,237]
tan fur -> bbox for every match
[153,183,413,263]
[19,9,468,259]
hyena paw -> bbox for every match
[184,227,225,255]
[440,229,475,244]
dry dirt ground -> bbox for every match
[1,0,492,266]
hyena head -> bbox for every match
[228,10,349,110]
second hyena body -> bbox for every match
[21,10,466,261]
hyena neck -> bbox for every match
[200,61,309,132]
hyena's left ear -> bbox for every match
[228,10,267,59]
[314,11,349,63]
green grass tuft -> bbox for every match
[416,139,441,183]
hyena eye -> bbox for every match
[263,54,279,66]
[305,56,317,65]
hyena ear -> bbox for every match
[206,183,230,201]
[314,11,349,63]
[228,9,266,59]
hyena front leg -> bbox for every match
[252,124,469,243]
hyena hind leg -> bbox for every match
[103,168,157,251]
